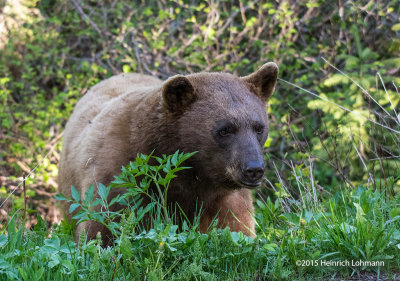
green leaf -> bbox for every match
[166,244,177,252]
[54,193,67,201]
[34,214,45,231]
[97,183,109,201]
[392,23,400,31]
[231,232,242,244]
[73,212,88,221]
[122,64,131,73]
[280,213,300,225]
[120,234,132,258]
[69,202,80,213]
[43,237,60,252]
[71,186,80,202]
[180,151,197,163]
[0,235,7,248]
[171,150,179,166]
[109,195,124,206]
[354,202,366,223]
[263,243,278,251]
[48,258,60,269]
[60,241,76,254]
[0,77,10,85]
[323,74,348,87]
[85,184,94,204]
[91,198,102,207]
[344,55,359,70]
[390,208,400,219]
[61,259,74,271]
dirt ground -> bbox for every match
[0,175,61,230]
[329,273,397,281]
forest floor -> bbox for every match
[0,176,61,230]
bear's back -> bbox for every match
[58,73,162,202]
[70,73,162,128]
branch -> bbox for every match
[70,0,103,38]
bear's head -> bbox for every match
[161,63,278,190]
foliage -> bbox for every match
[0,0,399,195]
[1,0,400,279]
[56,151,196,238]
[0,155,399,280]
[319,188,396,263]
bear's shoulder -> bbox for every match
[89,73,162,98]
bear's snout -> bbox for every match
[241,160,265,187]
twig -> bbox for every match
[216,0,259,36]
[0,147,55,210]
[370,155,400,161]
[351,136,374,188]
[70,0,103,38]
[110,255,117,281]
[377,72,400,125]
[290,160,306,209]
[321,57,393,118]
[23,173,26,220]
[309,156,318,211]
[278,78,400,135]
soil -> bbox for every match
[328,272,397,281]
[0,175,61,230]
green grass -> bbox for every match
[1,1,400,280]
[1,154,399,281]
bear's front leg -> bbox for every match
[200,189,255,237]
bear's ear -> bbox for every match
[162,75,196,114]
[242,62,278,103]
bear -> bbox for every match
[58,62,278,244]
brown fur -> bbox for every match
[58,63,278,243]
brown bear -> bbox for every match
[58,63,278,243]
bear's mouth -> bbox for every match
[239,180,262,189]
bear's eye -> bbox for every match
[218,128,230,137]
[254,125,264,134]
[218,126,234,137]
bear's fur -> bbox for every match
[58,63,278,243]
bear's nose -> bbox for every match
[243,161,264,183]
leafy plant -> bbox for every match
[319,187,399,265]
[56,151,197,239]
